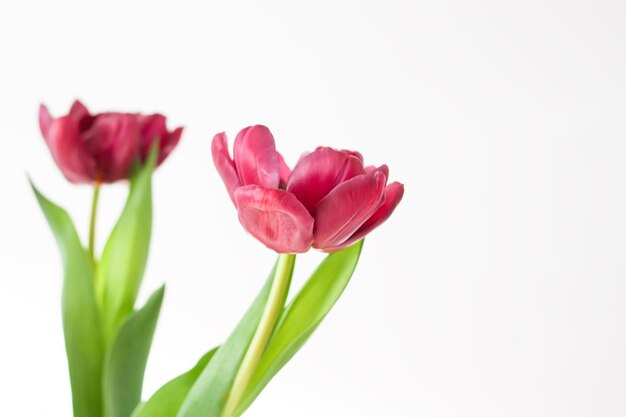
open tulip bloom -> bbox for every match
[33,102,404,417]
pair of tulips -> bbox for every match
[39,101,403,253]
[35,101,404,417]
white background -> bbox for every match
[1,1,625,416]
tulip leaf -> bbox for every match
[235,240,364,416]
[32,182,104,417]
[177,262,283,417]
[103,285,165,417]
[98,151,156,345]
[131,347,218,417]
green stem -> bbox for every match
[222,253,296,417]
[88,182,101,262]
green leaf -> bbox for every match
[235,240,364,416]
[32,182,104,417]
[177,262,284,417]
[98,151,156,345]
[131,348,218,417]
[103,285,165,417]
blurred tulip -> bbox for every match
[212,125,404,253]
[39,100,182,184]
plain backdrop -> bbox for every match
[1,1,625,416]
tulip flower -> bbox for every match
[212,125,404,253]
[39,100,183,184]
[34,110,405,417]
[33,100,185,417]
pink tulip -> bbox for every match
[212,125,404,253]
[39,100,183,184]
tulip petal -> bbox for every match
[84,114,140,182]
[343,150,363,162]
[69,100,90,121]
[323,181,404,252]
[286,147,365,214]
[312,146,362,162]
[69,100,94,131]
[159,126,183,164]
[313,171,386,249]
[234,185,314,253]
[139,114,167,151]
[39,104,53,137]
[43,116,97,183]
[365,164,389,180]
[277,152,291,185]
[212,132,241,205]
[233,125,280,189]
[138,114,182,164]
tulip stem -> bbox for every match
[222,253,296,417]
[88,182,101,262]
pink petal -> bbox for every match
[286,147,365,214]
[38,104,53,137]
[69,100,93,130]
[211,132,241,205]
[366,164,389,180]
[312,147,362,162]
[313,171,387,249]
[43,116,97,183]
[324,181,404,251]
[277,152,291,185]
[137,114,181,164]
[343,149,363,162]
[234,185,314,253]
[233,125,280,189]
[158,126,182,164]
[84,114,140,182]
[139,114,167,152]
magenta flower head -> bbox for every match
[39,100,183,184]
[212,125,404,253]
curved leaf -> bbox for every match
[104,286,165,417]
[32,182,104,417]
[131,348,218,417]
[235,240,364,416]
[177,261,287,417]
[98,151,156,345]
